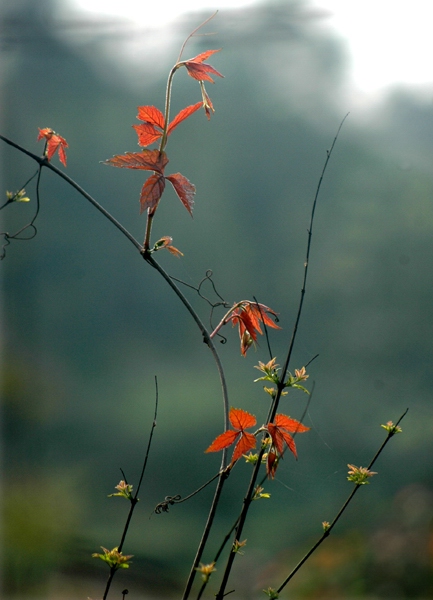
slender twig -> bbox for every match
[275,409,408,594]
[101,379,159,600]
[177,11,218,63]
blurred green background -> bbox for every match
[2,0,433,598]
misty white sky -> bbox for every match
[69,0,433,96]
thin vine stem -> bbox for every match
[276,409,408,594]
[101,379,159,600]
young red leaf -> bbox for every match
[134,103,202,148]
[228,301,280,356]
[166,173,196,216]
[274,414,310,434]
[139,174,166,213]
[267,414,310,459]
[166,245,183,258]
[37,128,68,167]
[136,105,165,128]
[185,62,224,83]
[187,49,222,64]
[167,102,202,135]
[205,408,257,465]
[105,150,168,174]
[266,450,278,479]
[231,431,256,463]
[133,123,163,147]
[184,49,223,83]
[229,407,256,430]
[206,429,241,454]
[200,83,215,120]
[153,236,183,257]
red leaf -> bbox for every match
[266,450,278,479]
[166,173,196,216]
[105,150,168,174]
[133,123,163,147]
[139,174,165,213]
[267,423,286,455]
[231,431,256,463]
[37,128,68,167]
[230,408,257,430]
[205,407,257,464]
[274,414,310,434]
[184,61,224,83]
[267,414,310,461]
[167,102,202,135]
[206,430,240,453]
[136,105,165,128]
[57,144,67,167]
[187,49,222,64]
[184,49,223,83]
[228,301,280,356]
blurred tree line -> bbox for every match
[1,0,433,597]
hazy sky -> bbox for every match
[69,0,433,96]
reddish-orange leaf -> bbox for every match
[167,102,202,135]
[185,61,224,83]
[105,150,168,174]
[206,429,240,453]
[267,414,310,459]
[266,450,278,479]
[37,128,68,167]
[231,431,256,463]
[205,407,257,464]
[274,414,310,434]
[229,301,280,356]
[139,174,165,213]
[136,105,165,128]
[229,407,257,430]
[133,123,163,147]
[166,173,196,216]
[187,49,222,64]
[267,423,281,452]
[233,310,259,342]
[57,144,67,167]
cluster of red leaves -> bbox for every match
[105,149,195,216]
[133,103,202,148]
[105,49,222,216]
[229,302,281,356]
[37,128,68,167]
[206,408,309,477]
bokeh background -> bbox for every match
[2,0,433,598]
